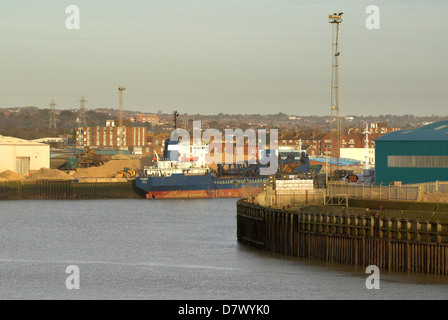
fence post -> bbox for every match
[418,185,424,201]
[379,183,382,200]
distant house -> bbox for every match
[303,144,318,157]
[133,114,160,125]
[319,132,348,158]
[279,138,302,150]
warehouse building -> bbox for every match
[340,148,375,168]
[375,121,448,185]
[0,136,50,176]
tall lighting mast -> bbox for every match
[49,99,57,129]
[329,12,343,178]
[118,86,126,152]
[79,96,87,127]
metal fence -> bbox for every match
[327,182,421,201]
[255,188,326,207]
[407,181,448,194]
[247,181,448,208]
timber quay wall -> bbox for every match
[0,180,145,200]
[237,200,448,275]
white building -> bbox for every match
[340,147,375,168]
[32,137,68,144]
[0,136,50,176]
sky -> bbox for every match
[0,0,447,116]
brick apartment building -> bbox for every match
[76,121,148,153]
[146,135,167,157]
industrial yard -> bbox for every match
[0,154,154,182]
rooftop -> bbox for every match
[310,157,361,166]
[375,120,448,142]
[0,135,49,146]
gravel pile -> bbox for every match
[0,170,26,181]
[72,156,154,178]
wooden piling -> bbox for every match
[237,201,448,275]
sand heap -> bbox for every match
[30,168,72,180]
[0,170,27,181]
[422,192,448,203]
[72,156,154,178]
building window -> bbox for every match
[388,155,448,168]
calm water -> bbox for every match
[1,198,448,300]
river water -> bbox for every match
[0,198,448,300]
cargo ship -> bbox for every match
[135,139,265,199]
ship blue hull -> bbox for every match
[136,173,263,199]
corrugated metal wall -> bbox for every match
[375,140,448,185]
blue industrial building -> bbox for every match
[375,121,448,185]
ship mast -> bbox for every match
[173,110,179,129]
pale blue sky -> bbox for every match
[0,0,447,116]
